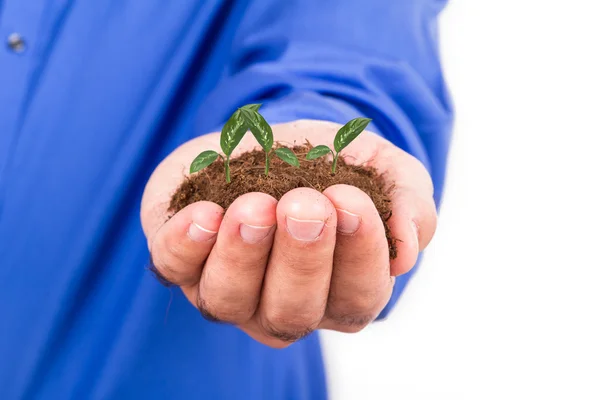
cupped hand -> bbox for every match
[141,120,436,348]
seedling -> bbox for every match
[189,103,262,183]
[239,108,299,176]
[190,106,365,182]
[306,117,372,173]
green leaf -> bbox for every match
[333,117,372,153]
[190,150,219,173]
[241,103,262,112]
[220,110,246,157]
[274,147,299,167]
[306,145,333,160]
[239,108,273,152]
[219,104,263,156]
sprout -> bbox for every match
[240,108,299,175]
[306,117,372,174]
[273,147,300,167]
[190,150,220,173]
[189,104,262,183]
[189,106,366,182]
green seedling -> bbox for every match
[191,106,365,181]
[306,117,372,173]
[189,103,262,183]
[240,108,299,175]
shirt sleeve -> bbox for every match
[196,0,453,319]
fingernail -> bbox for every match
[286,216,325,241]
[240,223,274,244]
[336,209,361,234]
[188,222,217,242]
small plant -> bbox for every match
[239,108,299,176]
[190,105,366,182]
[190,103,262,183]
[306,117,372,173]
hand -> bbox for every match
[141,120,437,348]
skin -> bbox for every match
[141,120,437,348]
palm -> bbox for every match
[141,120,436,348]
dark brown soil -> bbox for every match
[169,144,397,259]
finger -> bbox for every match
[387,188,438,276]
[319,185,394,333]
[150,201,223,286]
[371,145,438,276]
[256,188,337,343]
[187,193,277,324]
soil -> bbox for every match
[169,144,398,259]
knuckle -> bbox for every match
[291,265,323,280]
[215,246,270,272]
[196,292,255,325]
[150,237,200,287]
[163,238,190,266]
[277,253,325,279]
[196,298,225,323]
[325,310,375,333]
[262,324,314,343]
[325,289,384,332]
[148,255,175,287]
[148,251,183,286]
[261,311,321,343]
[329,286,382,313]
[213,246,239,265]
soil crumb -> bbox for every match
[169,144,397,259]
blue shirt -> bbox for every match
[0,1,452,399]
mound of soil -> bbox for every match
[169,144,397,258]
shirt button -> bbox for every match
[7,33,26,53]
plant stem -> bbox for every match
[265,152,270,176]
[332,152,339,174]
[225,155,231,183]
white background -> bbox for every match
[323,1,600,399]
